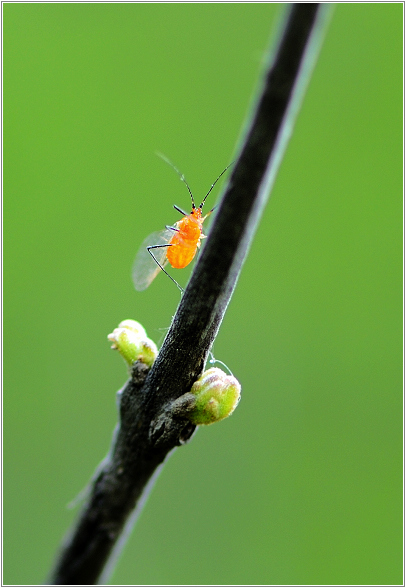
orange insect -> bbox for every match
[132,155,232,292]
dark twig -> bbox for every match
[49,4,331,584]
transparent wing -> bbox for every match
[132,229,173,291]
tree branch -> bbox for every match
[49,4,331,584]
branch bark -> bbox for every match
[49,4,331,584]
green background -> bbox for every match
[4,3,402,585]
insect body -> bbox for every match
[166,205,208,269]
[132,155,232,292]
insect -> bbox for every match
[132,154,232,292]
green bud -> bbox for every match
[107,319,158,369]
[188,367,241,425]
[117,319,146,339]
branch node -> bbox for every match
[149,393,198,448]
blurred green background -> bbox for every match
[4,3,402,585]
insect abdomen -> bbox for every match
[167,236,198,269]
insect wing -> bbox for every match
[132,229,173,291]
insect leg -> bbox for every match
[173,205,187,216]
[147,244,185,293]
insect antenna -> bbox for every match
[199,161,234,209]
[156,152,196,208]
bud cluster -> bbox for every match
[107,319,158,369]
[188,367,241,425]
